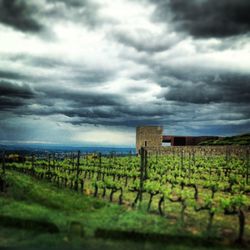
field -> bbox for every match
[1,146,250,249]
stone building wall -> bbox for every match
[136,126,163,153]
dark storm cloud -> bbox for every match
[53,102,176,127]
[2,68,249,130]
[67,117,164,127]
[69,105,171,124]
[0,0,43,32]
[0,53,115,85]
[116,104,173,117]
[47,0,86,8]
[2,81,174,127]
[150,0,250,38]
[0,80,34,98]
[0,50,121,126]
[62,103,170,127]
[63,100,250,128]
[158,72,250,104]
[0,70,28,81]
[38,86,121,107]
[66,68,115,85]
[163,82,220,104]
[0,97,27,110]
[0,80,35,110]
[123,51,250,105]
[0,0,104,36]
[0,83,123,123]
[114,43,250,133]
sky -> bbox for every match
[0,0,250,147]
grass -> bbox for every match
[0,170,248,249]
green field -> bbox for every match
[1,146,250,249]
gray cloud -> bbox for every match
[0,0,43,32]
[156,70,250,104]
[1,56,249,131]
[38,87,118,114]
[163,82,221,104]
[111,29,181,53]
[0,80,35,110]
[44,0,106,29]
[0,53,115,86]
[121,49,250,105]
[0,80,34,98]
[150,0,250,38]
[39,86,122,107]
[0,70,28,81]
[0,0,105,36]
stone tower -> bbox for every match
[136,126,163,153]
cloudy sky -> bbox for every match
[0,0,250,146]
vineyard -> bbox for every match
[1,146,250,246]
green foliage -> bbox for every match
[220,194,248,210]
[4,146,250,246]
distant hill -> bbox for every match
[199,133,250,146]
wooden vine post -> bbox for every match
[188,152,191,180]
[53,153,55,169]
[2,150,5,174]
[139,147,146,203]
[98,152,102,180]
[75,150,80,191]
[0,150,6,192]
[181,149,184,173]
[246,149,249,185]
[129,150,132,165]
[96,153,101,180]
[144,149,148,179]
[31,154,34,174]
[72,153,74,172]
[48,154,51,172]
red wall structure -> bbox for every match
[162,135,219,146]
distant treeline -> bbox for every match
[199,133,250,146]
